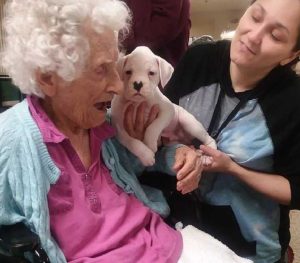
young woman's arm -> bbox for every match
[200,145,291,205]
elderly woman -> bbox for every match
[0,1,252,263]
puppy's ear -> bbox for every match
[156,56,174,88]
[117,54,128,80]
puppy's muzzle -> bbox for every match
[133,81,143,92]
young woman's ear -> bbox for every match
[280,51,300,66]
[35,69,58,97]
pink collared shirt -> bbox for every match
[27,96,182,263]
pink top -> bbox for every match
[28,96,182,263]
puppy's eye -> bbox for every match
[125,70,132,75]
[149,71,155,76]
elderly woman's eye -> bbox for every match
[95,65,105,75]
[125,70,132,75]
[149,71,155,76]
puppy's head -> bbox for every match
[117,46,173,102]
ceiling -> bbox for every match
[191,0,251,13]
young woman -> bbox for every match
[162,0,300,262]
[0,0,252,262]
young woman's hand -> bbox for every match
[173,146,203,194]
[200,145,234,173]
[123,102,159,140]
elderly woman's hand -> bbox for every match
[123,102,159,140]
[173,146,203,195]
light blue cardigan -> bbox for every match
[0,99,178,262]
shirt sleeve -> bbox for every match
[260,73,300,209]
[164,41,222,104]
[0,121,24,225]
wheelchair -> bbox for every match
[0,222,50,263]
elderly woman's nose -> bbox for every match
[106,68,124,95]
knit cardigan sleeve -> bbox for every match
[0,108,26,225]
[0,102,66,263]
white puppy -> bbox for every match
[111,46,216,166]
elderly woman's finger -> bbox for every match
[135,102,147,139]
[177,158,202,194]
[173,147,186,172]
[124,103,136,137]
[145,104,159,127]
[177,174,199,194]
[176,149,200,181]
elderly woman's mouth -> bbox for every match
[94,101,111,111]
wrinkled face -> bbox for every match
[120,48,160,102]
[231,0,300,71]
[51,27,123,129]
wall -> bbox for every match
[0,78,21,107]
[0,0,21,107]
[0,0,7,75]
[190,9,245,40]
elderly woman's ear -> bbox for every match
[35,69,59,97]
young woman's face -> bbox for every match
[230,0,300,71]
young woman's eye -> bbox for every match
[125,70,132,75]
[251,15,260,23]
[271,31,286,42]
[149,71,155,76]
[271,34,280,42]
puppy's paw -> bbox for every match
[144,140,158,153]
[144,128,159,153]
[144,135,158,153]
[139,148,155,167]
[206,139,217,149]
[202,155,213,166]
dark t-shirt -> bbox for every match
[164,40,300,262]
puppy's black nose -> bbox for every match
[133,81,143,92]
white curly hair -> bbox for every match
[1,0,131,97]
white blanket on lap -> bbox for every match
[178,225,253,263]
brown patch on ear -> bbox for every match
[35,70,57,97]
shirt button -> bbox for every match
[125,185,131,192]
[81,174,88,181]
[109,158,115,165]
